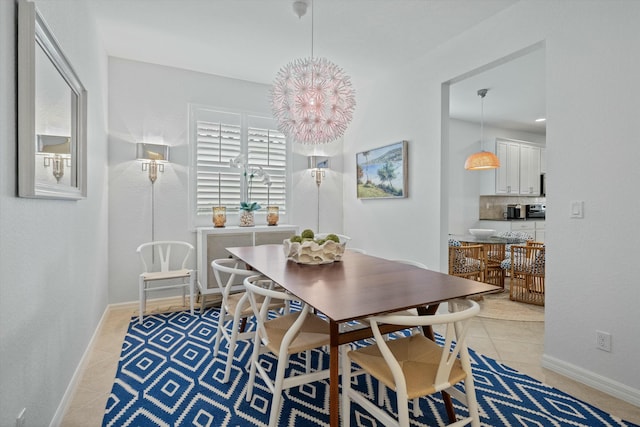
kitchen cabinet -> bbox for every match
[519,145,541,195]
[494,138,542,195]
[495,140,520,194]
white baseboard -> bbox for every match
[49,306,111,427]
[541,354,640,408]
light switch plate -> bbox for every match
[570,200,584,218]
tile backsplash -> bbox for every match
[479,195,546,220]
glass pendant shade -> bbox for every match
[464,151,500,170]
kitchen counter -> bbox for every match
[478,218,545,221]
[475,219,545,242]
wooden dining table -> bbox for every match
[226,244,498,427]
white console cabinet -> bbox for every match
[196,225,299,304]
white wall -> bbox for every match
[448,118,545,235]
[342,0,640,405]
[0,1,109,425]
[108,58,343,304]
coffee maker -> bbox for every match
[506,204,526,219]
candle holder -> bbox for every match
[267,206,279,226]
[212,206,226,228]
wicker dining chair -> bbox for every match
[448,244,485,282]
[483,242,506,289]
[509,243,545,305]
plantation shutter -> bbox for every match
[194,110,288,217]
[195,112,242,214]
[247,115,287,213]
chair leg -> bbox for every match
[221,313,244,383]
[341,344,352,427]
[395,386,411,427]
[138,277,145,324]
[268,353,290,427]
[199,291,206,314]
[305,349,311,373]
[213,306,227,357]
[377,381,386,407]
[188,274,195,315]
[245,328,262,402]
[411,397,423,417]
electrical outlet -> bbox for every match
[596,330,612,352]
[16,408,26,427]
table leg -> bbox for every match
[329,320,340,427]
[417,305,457,424]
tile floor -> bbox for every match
[60,298,640,426]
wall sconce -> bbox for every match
[38,135,72,183]
[136,143,170,183]
[308,155,330,186]
[43,154,71,183]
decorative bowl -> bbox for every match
[283,239,346,264]
[469,228,497,237]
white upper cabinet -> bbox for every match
[495,140,521,194]
[495,138,542,195]
[519,144,541,195]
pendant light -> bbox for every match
[270,0,356,144]
[464,88,500,170]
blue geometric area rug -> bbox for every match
[103,309,639,427]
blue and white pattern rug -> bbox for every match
[103,309,638,426]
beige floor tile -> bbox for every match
[466,336,500,359]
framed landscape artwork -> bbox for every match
[356,140,408,199]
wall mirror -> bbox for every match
[18,0,87,199]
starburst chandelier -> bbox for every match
[270,0,356,144]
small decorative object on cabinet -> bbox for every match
[212,206,226,228]
[239,209,255,227]
[230,154,272,227]
[266,206,279,226]
[283,229,346,264]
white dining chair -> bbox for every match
[136,241,195,324]
[244,274,331,427]
[382,258,430,414]
[341,299,481,427]
[210,258,269,383]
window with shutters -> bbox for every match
[189,106,289,227]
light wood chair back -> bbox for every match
[448,244,485,282]
[509,244,545,305]
[483,242,506,288]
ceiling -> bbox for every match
[88,0,545,135]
